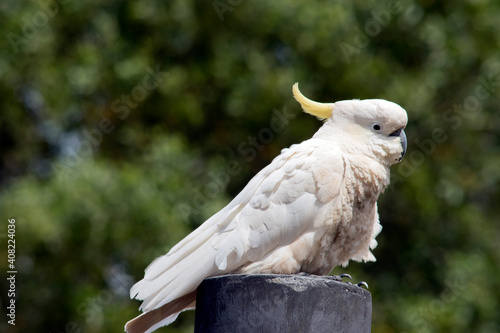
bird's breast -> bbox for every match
[300,167,383,274]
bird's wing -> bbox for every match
[129,139,344,316]
[129,146,296,310]
[212,141,345,270]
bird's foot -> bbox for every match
[325,273,352,282]
[296,273,368,288]
[329,274,369,289]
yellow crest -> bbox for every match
[292,83,334,120]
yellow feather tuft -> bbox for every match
[292,83,334,120]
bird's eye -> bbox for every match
[372,124,381,131]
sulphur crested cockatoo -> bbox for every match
[126,83,408,333]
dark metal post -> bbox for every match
[194,274,372,333]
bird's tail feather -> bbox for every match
[141,252,216,310]
[131,239,220,311]
[125,290,196,333]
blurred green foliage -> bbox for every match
[1,0,500,332]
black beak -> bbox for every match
[390,128,407,162]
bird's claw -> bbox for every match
[357,281,369,289]
[324,273,352,282]
[332,274,368,289]
[297,273,367,289]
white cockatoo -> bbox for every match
[125,83,408,333]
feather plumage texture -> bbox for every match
[125,84,408,333]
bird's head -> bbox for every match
[293,83,408,166]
